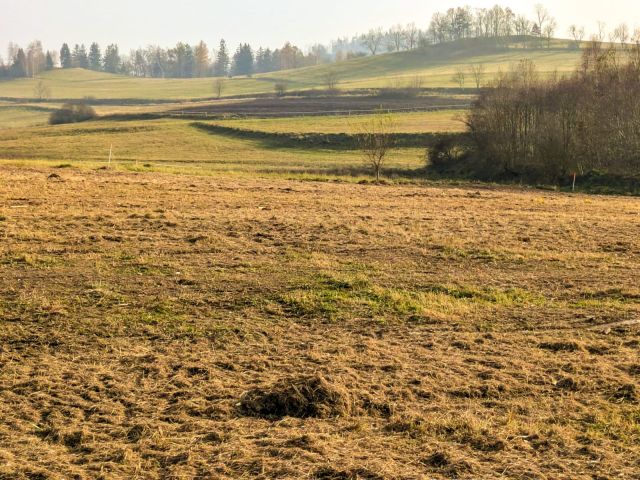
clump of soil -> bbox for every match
[313,466,386,480]
[539,341,582,352]
[422,451,473,477]
[239,375,354,419]
[611,384,637,403]
[555,377,580,391]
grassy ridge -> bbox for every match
[0,40,584,101]
[209,110,466,134]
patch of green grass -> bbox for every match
[277,272,545,322]
[584,410,640,445]
[426,284,545,306]
[0,253,60,268]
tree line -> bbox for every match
[3,4,640,80]
[466,40,640,181]
[0,39,331,79]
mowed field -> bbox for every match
[0,166,638,479]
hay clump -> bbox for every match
[239,374,354,419]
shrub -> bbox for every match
[49,103,97,125]
[274,82,288,97]
[427,134,464,168]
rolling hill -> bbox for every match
[0,38,586,102]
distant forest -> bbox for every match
[1,4,639,80]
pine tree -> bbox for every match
[103,44,121,73]
[11,49,27,77]
[213,39,230,77]
[174,43,194,77]
[78,45,89,68]
[45,51,55,70]
[88,43,102,71]
[60,43,72,69]
[71,44,89,68]
[232,44,254,77]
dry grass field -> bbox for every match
[0,166,638,479]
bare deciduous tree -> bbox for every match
[213,78,225,99]
[405,23,419,50]
[33,80,51,100]
[361,28,384,56]
[356,111,396,182]
[322,69,339,92]
[469,63,485,89]
[543,19,557,48]
[452,67,466,88]
[613,23,630,48]
[569,25,586,49]
[387,25,406,52]
[597,21,607,42]
[274,82,288,97]
[534,4,550,37]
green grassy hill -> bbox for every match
[0,38,585,101]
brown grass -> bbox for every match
[0,166,638,479]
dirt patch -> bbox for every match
[313,466,386,480]
[170,94,470,118]
[422,451,473,477]
[539,341,583,353]
[610,384,637,403]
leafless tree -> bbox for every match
[361,28,384,56]
[213,78,225,99]
[405,23,419,50]
[26,41,46,78]
[569,25,586,49]
[597,21,607,42]
[469,63,486,88]
[274,82,288,97]
[356,111,396,182]
[322,69,339,92]
[387,25,406,52]
[452,67,466,88]
[534,4,550,38]
[33,80,51,100]
[543,19,557,48]
[613,23,630,48]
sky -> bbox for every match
[1,0,639,56]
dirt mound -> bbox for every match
[239,375,354,419]
[538,341,582,352]
[313,466,386,480]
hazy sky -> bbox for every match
[1,0,638,55]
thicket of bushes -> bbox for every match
[466,41,640,182]
[49,103,97,125]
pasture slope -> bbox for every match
[0,166,638,479]
[0,38,584,101]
